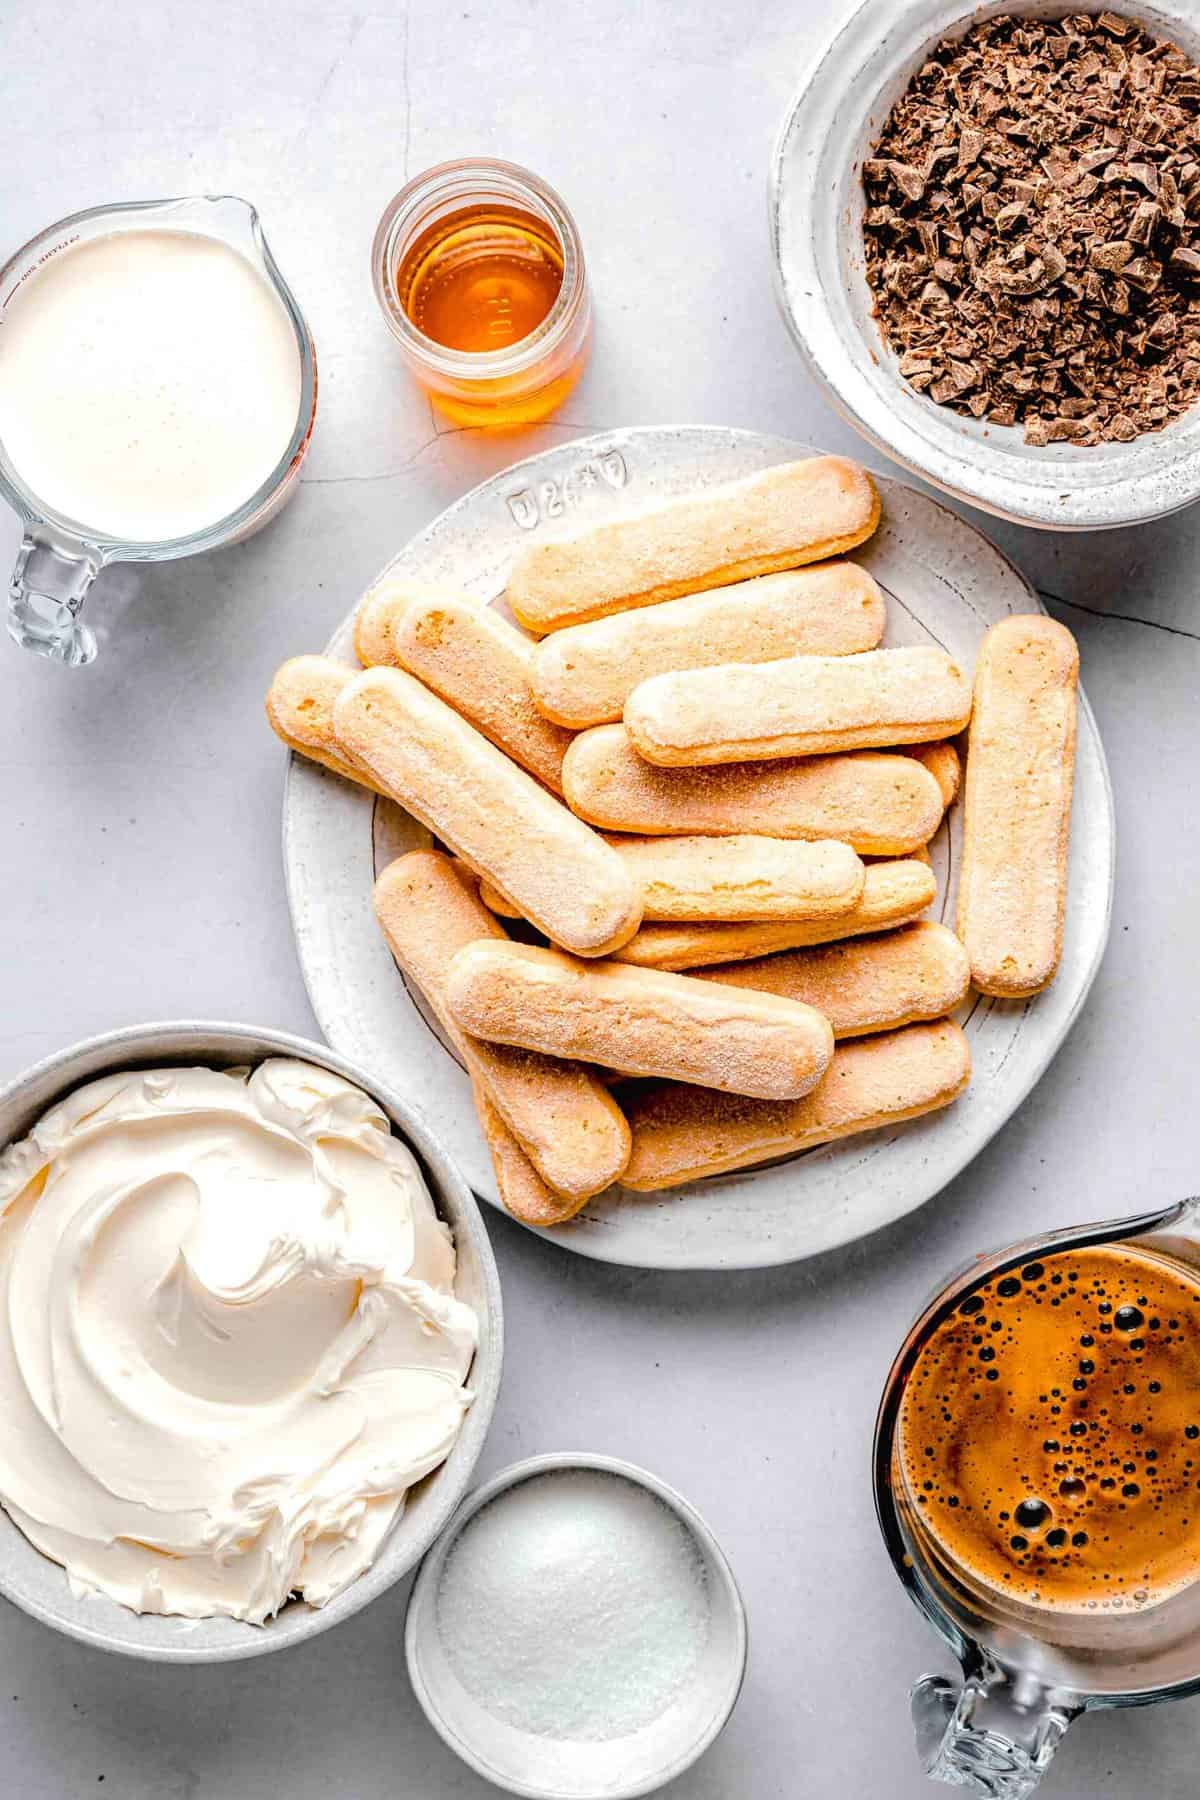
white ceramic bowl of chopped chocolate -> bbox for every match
[771,3,1200,529]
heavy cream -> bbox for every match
[0,1060,478,1625]
[0,228,302,542]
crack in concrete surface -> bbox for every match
[1040,587,1200,645]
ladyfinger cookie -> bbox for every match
[872,843,931,867]
[507,457,880,634]
[563,725,945,854]
[531,563,885,727]
[374,852,630,1200]
[957,615,1079,998]
[622,1019,971,1190]
[604,833,863,922]
[476,877,522,918]
[904,740,961,807]
[390,595,574,794]
[626,646,972,767]
[266,655,390,794]
[444,940,835,1101]
[699,921,970,1039]
[471,1080,588,1227]
[337,667,642,957]
[450,858,531,921]
[611,857,937,970]
[353,578,463,666]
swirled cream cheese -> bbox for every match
[0,1059,478,1624]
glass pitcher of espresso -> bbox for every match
[0,195,316,665]
[875,1197,1200,1797]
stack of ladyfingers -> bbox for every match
[267,455,1080,1216]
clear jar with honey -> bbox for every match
[371,159,591,428]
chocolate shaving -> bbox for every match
[862,12,1200,446]
[1127,198,1160,244]
[1091,239,1134,272]
[1106,161,1161,196]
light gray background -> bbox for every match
[0,2,1196,1795]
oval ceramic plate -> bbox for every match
[283,426,1114,1271]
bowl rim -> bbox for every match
[769,0,1200,531]
[0,1018,503,1663]
[404,1450,748,1799]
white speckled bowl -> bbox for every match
[770,0,1200,530]
[405,1453,747,1799]
[0,1021,503,1662]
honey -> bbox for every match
[372,160,591,429]
[396,205,564,355]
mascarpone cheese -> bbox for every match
[0,1059,478,1624]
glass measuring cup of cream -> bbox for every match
[0,196,316,665]
[875,1196,1200,1798]
[371,159,591,428]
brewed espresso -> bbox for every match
[896,1243,1200,1610]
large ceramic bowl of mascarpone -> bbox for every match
[0,1021,502,1662]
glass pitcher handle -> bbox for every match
[8,533,101,666]
[912,1673,1078,1798]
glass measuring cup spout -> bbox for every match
[0,194,317,665]
[875,1196,1200,1796]
[9,533,102,666]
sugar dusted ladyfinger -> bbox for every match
[450,859,530,920]
[625,646,972,766]
[611,857,937,970]
[266,655,389,793]
[337,667,642,957]
[699,920,970,1039]
[904,740,961,807]
[957,614,1079,998]
[621,1020,971,1190]
[391,595,574,794]
[444,940,835,1100]
[531,563,885,727]
[353,578,464,666]
[483,846,927,929]
[878,843,931,868]
[471,1080,588,1227]
[604,833,863,922]
[563,725,944,854]
[374,852,630,1201]
[507,457,880,634]
[476,877,522,918]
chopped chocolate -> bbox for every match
[862,12,1200,446]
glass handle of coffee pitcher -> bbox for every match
[8,532,101,666]
[911,1671,1079,1798]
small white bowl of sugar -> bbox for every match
[405,1453,747,1798]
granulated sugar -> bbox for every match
[435,1468,711,1741]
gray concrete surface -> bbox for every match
[0,2,1197,1794]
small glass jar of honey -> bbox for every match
[372,158,591,428]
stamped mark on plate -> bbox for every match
[505,448,629,530]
